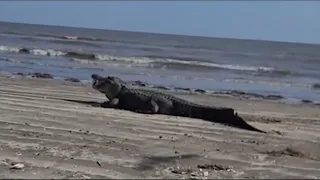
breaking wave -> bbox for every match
[17,36,103,48]
[0,45,65,56]
[34,33,105,42]
[0,45,283,73]
[1,31,105,42]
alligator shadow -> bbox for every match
[58,98,157,114]
[135,154,200,171]
[58,98,265,133]
[58,98,103,107]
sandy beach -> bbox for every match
[0,76,320,179]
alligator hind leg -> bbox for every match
[155,96,173,115]
[134,98,159,114]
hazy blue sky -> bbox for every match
[0,1,319,44]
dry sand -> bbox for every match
[0,76,320,179]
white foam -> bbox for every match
[0,70,13,77]
[70,58,149,70]
[30,48,65,56]
[69,58,95,64]
[0,45,20,53]
[0,45,65,57]
[0,44,274,73]
[224,78,311,88]
[95,54,153,64]
[95,54,274,72]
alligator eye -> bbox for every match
[91,74,98,79]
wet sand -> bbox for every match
[0,76,320,179]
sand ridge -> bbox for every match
[0,76,320,179]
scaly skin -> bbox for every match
[91,74,266,133]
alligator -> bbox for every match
[91,73,266,133]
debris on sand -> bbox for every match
[10,163,25,169]
[263,147,307,159]
[170,166,193,175]
[197,164,233,171]
[30,72,53,79]
[96,161,102,167]
[64,77,81,83]
[2,159,25,170]
[312,83,320,89]
[268,130,284,136]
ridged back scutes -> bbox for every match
[92,74,231,110]
[124,87,215,108]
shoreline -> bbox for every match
[0,76,320,178]
[2,71,320,107]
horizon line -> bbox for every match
[1,20,319,46]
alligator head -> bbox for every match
[91,74,123,100]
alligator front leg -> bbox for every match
[99,98,120,109]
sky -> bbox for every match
[0,1,319,44]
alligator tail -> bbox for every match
[193,106,266,133]
[228,112,266,133]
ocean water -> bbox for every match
[0,21,320,103]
